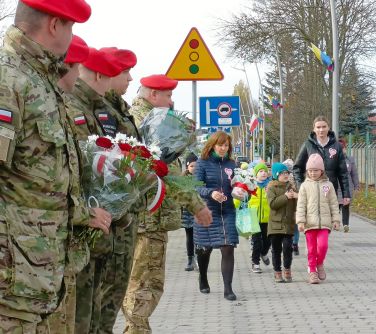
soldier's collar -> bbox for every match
[5,25,68,82]
[74,78,103,105]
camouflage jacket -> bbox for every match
[66,78,104,140]
[68,82,144,256]
[129,97,206,241]
[104,89,140,140]
[0,25,89,320]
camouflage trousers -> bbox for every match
[74,256,107,334]
[122,233,167,334]
[98,221,139,333]
[47,273,76,334]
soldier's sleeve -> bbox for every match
[166,182,206,216]
[69,195,91,226]
[0,82,22,166]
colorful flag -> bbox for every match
[247,114,259,133]
[309,43,334,72]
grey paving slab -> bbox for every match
[114,214,376,334]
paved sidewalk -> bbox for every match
[114,215,376,334]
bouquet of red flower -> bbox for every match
[80,134,169,222]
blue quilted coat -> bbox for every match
[193,154,239,248]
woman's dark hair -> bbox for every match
[201,131,233,160]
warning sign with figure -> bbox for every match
[166,27,224,81]
[199,96,240,127]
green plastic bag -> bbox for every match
[235,201,260,238]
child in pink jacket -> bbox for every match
[296,154,340,284]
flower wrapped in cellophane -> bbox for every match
[79,134,169,245]
[231,167,257,200]
[139,108,197,164]
[80,134,170,218]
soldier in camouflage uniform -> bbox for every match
[123,75,212,334]
[0,1,111,333]
[48,36,93,334]
[67,48,123,334]
[97,48,145,334]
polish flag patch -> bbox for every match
[74,115,86,125]
[98,113,108,121]
[0,109,12,123]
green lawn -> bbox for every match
[352,185,376,221]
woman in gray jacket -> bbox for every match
[337,139,360,232]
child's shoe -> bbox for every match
[252,263,262,273]
[292,243,299,256]
[274,271,284,283]
[283,269,292,283]
[344,225,349,233]
[308,272,319,284]
[317,265,326,280]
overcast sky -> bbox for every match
[1,0,266,120]
[73,0,265,118]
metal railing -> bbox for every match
[349,142,376,186]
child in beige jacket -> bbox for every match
[296,154,340,284]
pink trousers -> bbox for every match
[305,229,329,273]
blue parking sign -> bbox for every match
[199,96,240,127]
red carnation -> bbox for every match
[118,142,132,152]
[96,137,113,149]
[152,160,169,177]
[132,145,152,159]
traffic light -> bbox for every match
[188,38,199,74]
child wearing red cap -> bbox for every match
[296,153,340,284]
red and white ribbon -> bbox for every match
[92,152,110,176]
[147,176,166,213]
[124,168,136,184]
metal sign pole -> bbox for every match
[192,81,197,127]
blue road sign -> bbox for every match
[199,96,240,127]
[234,145,241,153]
[208,126,232,134]
[246,141,251,148]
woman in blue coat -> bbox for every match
[194,131,238,301]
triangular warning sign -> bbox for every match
[166,27,224,81]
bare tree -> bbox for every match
[218,0,376,156]
[0,0,17,41]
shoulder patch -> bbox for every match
[98,113,108,121]
[74,115,86,125]
[0,109,12,123]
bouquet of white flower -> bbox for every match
[231,167,257,200]
[139,108,197,164]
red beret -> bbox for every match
[21,0,91,23]
[64,35,89,64]
[140,74,178,91]
[82,48,122,77]
[100,47,137,71]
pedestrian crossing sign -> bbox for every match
[166,27,224,81]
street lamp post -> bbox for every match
[329,0,339,136]
[255,63,266,160]
[274,39,284,161]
